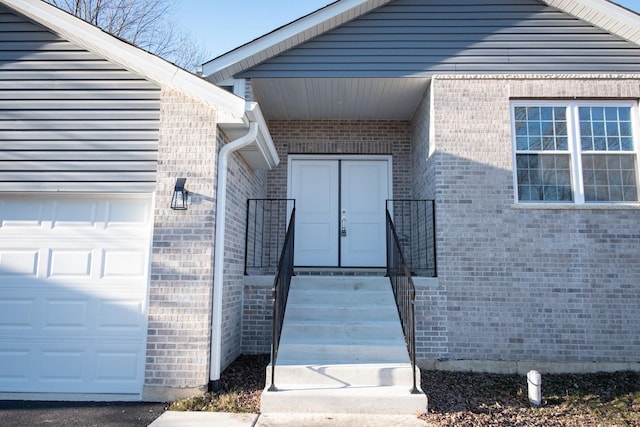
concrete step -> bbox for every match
[280,320,402,341]
[285,304,395,321]
[276,341,409,365]
[286,289,392,305]
[262,275,427,414]
[260,384,427,414]
[266,363,418,387]
[289,275,389,290]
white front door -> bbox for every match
[340,160,389,267]
[290,158,390,267]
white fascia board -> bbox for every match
[245,102,280,169]
[542,0,640,45]
[1,0,246,123]
[202,0,392,79]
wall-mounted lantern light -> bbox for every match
[171,178,188,210]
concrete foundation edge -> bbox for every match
[143,385,208,402]
[419,359,640,374]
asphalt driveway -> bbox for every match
[0,401,166,426]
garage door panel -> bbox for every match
[0,194,151,395]
[0,199,47,227]
[51,200,99,227]
[106,199,150,226]
[0,249,39,277]
[102,250,147,277]
[0,339,144,393]
[0,299,34,329]
[95,350,141,383]
[0,349,31,384]
[98,299,144,330]
[44,299,89,329]
[40,349,86,383]
[48,249,94,278]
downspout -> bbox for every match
[210,121,259,390]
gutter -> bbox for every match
[209,121,260,389]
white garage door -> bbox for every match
[0,194,153,395]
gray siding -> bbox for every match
[240,0,640,78]
[0,6,161,192]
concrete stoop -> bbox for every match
[261,276,428,415]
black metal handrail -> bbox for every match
[245,199,295,275]
[386,200,437,277]
[268,208,296,392]
[386,209,420,394]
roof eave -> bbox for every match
[0,0,247,123]
[204,0,640,83]
[202,0,393,83]
[542,0,640,45]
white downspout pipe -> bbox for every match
[210,121,259,387]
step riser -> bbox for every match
[287,292,393,305]
[281,323,402,340]
[267,365,418,387]
[261,389,427,414]
[276,343,409,364]
[291,277,390,291]
[285,306,394,321]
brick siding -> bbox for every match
[146,88,219,391]
[220,138,268,368]
[423,75,640,363]
[266,120,412,200]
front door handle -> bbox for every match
[341,216,347,236]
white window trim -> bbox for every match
[510,100,640,206]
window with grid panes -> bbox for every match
[512,102,639,204]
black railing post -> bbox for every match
[431,200,437,277]
[386,209,420,394]
[268,208,296,392]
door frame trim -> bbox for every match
[287,154,393,267]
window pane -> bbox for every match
[592,121,605,137]
[557,137,568,151]
[594,137,607,151]
[619,108,631,121]
[515,154,572,202]
[621,137,633,151]
[515,105,568,153]
[605,107,618,121]
[582,154,638,202]
[608,137,621,151]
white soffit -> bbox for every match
[252,78,430,120]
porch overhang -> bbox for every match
[248,77,431,121]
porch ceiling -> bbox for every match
[251,77,430,121]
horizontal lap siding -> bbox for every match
[240,0,640,78]
[0,6,161,192]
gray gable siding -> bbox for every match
[239,0,640,78]
[0,6,161,192]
